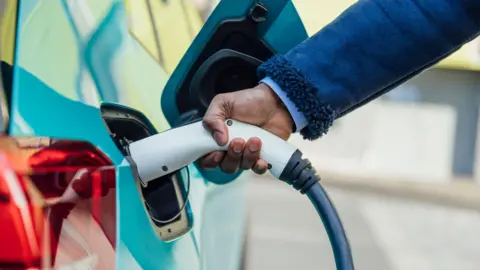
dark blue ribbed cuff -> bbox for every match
[257,55,336,140]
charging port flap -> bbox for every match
[101,104,193,242]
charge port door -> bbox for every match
[101,104,193,243]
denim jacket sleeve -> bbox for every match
[257,0,480,140]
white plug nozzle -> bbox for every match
[127,119,297,185]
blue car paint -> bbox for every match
[10,0,308,269]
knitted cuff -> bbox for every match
[257,55,336,140]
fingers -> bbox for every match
[198,137,269,175]
[203,94,232,146]
[198,151,225,169]
[240,137,261,170]
[252,159,269,175]
[220,138,245,174]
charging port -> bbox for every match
[100,104,192,241]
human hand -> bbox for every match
[198,83,294,174]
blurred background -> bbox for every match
[189,1,480,269]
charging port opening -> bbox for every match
[100,104,191,240]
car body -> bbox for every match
[0,0,307,269]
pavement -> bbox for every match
[243,176,480,270]
[320,172,480,211]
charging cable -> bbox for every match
[279,150,354,270]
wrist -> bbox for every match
[256,83,295,132]
[257,83,285,107]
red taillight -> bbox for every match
[0,154,44,269]
[28,140,115,200]
[0,137,116,269]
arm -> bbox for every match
[198,0,480,175]
[258,0,480,140]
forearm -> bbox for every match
[258,0,480,140]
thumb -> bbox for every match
[203,95,231,146]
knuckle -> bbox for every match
[212,93,227,104]
[202,119,214,130]
[203,115,216,124]
[211,94,223,101]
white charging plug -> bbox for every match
[127,119,297,185]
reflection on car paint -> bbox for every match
[60,0,102,106]
[0,136,116,269]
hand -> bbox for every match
[198,83,294,174]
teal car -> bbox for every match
[0,0,308,269]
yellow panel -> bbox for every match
[293,0,356,35]
[124,0,204,73]
[436,38,480,71]
[293,0,480,71]
[1,0,18,65]
[124,0,161,62]
[148,0,203,73]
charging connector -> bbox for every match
[279,149,320,194]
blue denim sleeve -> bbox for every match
[258,0,480,140]
[260,77,308,132]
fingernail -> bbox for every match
[213,154,221,163]
[249,143,258,152]
[233,144,242,154]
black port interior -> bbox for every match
[101,104,183,225]
[104,118,151,155]
[170,2,275,120]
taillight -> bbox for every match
[0,137,116,269]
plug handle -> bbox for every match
[128,119,297,184]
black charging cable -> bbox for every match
[279,150,355,270]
